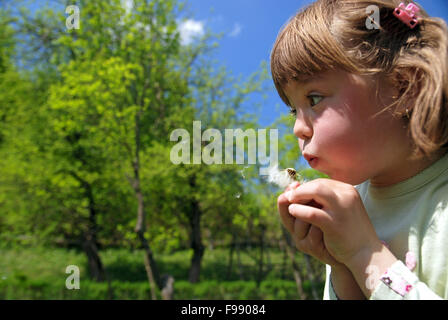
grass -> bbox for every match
[0,246,325,299]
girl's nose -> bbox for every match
[293,115,313,140]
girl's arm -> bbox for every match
[285,178,446,300]
[330,263,366,300]
[344,243,397,298]
[346,243,443,300]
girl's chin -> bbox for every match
[327,172,363,185]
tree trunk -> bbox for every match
[226,235,235,280]
[236,239,244,280]
[85,184,106,282]
[281,228,306,300]
[82,231,105,282]
[280,239,287,280]
[68,171,106,283]
[303,254,320,300]
[161,275,175,300]
[132,110,162,299]
[188,196,205,283]
[134,169,162,299]
[187,175,205,283]
[256,225,266,287]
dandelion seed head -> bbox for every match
[266,165,302,188]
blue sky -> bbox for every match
[182,0,448,127]
[6,0,448,170]
[10,0,448,127]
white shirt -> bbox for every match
[324,152,448,299]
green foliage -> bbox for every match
[0,0,329,299]
[0,247,325,299]
[0,278,311,300]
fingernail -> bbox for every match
[290,181,300,188]
[288,203,298,213]
[285,191,292,202]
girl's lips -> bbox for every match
[308,157,318,168]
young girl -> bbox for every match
[272,0,448,299]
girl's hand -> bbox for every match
[282,178,382,269]
[278,178,396,298]
[277,181,340,267]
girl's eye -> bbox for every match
[288,94,323,116]
[308,95,323,107]
[289,107,297,116]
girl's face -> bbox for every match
[284,69,412,186]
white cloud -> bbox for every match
[229,23,242,38]
[122,0,133,15]
[178,19,205,45]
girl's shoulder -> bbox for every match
[356,152,448,201]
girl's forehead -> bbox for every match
[289,70,346,88]
[294,73,327,86]
[296,69,354,82]
[297,70,379,86]
[285,71,380,99]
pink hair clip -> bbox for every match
[393,2,421,29]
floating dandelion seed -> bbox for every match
[239,166,250,179]
[267,165,304,188]
[235,193,241,199]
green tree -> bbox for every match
[5,0,287,296]
[11,0,187,298]
[164,51,269,282]
[0,9,52,247]
[38,0,191,298]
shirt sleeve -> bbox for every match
[323,264,339,300]
[370,260,443,300]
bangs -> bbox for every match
[270,1,357,106]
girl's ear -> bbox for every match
[391,67,424,114]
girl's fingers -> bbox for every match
[299,225,340,266]
[285,181,300,192]
[277,193,295,234]
[307,225,323,248]
[286,180,334,209]
[288,203,330,230]
[278,181,302,235]
[293,217,311,240]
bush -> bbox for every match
[0,246,325,299]
[0,278,304,300]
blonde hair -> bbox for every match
[271,0,448,159]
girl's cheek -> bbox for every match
[315,116,352,146]
[316,120,364,164]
